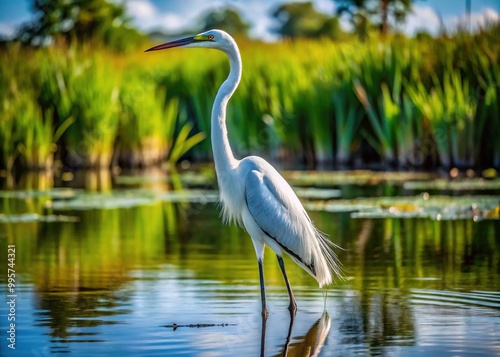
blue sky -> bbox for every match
[0,0,498,40]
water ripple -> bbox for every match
[409,288,500,311]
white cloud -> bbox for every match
[127,0,156,19]
[315,0,335,15]
[0,22,17,39]
[399,5,498,36]
[243,1,279,41]
[447,7,499,31]
[404,4,441,35]
[125,0,188,32]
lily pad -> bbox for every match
[294,188,341,199]
[0,188,79,199]
[283,170,438,187]
[178,171,216,187]
[113,175,168,185]
[114,170,216,187]
[404,179,500,191]
[304,195,500,221]
[51,190,158,210]
[50,189,220,210]
[159,190,219,203]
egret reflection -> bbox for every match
[259,310,331,357]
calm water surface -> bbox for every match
[0,170,499,356]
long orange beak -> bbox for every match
[145,36,195,52]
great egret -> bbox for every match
[146,30,342,316]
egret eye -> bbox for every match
[208,35,214,40]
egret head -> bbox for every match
[145,29,236,53]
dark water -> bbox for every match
[0,170,499,356]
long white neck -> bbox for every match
[211,43,242,174]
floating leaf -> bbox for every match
[50,189,220,210]
[293,188,341,199]
[404,179,500,191]
[0,188,79,199]
[305,195,500,221]
[284,170,437,187]
[0,213,79,223]
[51,192,157,210]
[159,190,219,203]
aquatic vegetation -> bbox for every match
[117,70,174,167]
[283,169,437,187]
[403,178,500,191]
[0,213,79,223]
[0,28,498,171]
[0,188,79,199]
[47,188,219,210]
[305,195,500,220]
[407,71,479,168]
[64,59,121,168]
[333,81,363,164]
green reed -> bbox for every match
[118,70,174,167]
[0,91,17,170]
[64,58,120,168]
[407,71,478,168]
[332,81,363,164]
[0,53,73,171]
[0,25,498,171]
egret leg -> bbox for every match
[258,259,268,319]
[260,306,267,357]
[281,307,296,356]
[277,255,297,313]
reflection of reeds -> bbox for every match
[2,185,499,349]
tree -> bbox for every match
[335,0,415,36]
[200,7,250,36]
[380,0,413,34]
[16,0,146,51]
[272,2,343,39]
[335,0,372,39]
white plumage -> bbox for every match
[146,29,342,315]
[241,156,341,287]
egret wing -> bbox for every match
[244,169,312,266]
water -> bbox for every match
[0,170,499,356]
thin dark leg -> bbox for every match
[260,308,267,357]
[258,259,268,319]
[277,255,297,313]
[281,307,296,356]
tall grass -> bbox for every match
[118,70,174,167]
[66,60,120,168]
[0,23,498,171]
[407,71,478,168]
[332,81,363,164]
[0,101,18,171]
[0,45,206,170]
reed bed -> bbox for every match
[0,25,498,171]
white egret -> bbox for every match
[146,30,342,316]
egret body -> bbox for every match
[146,30,342,316]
